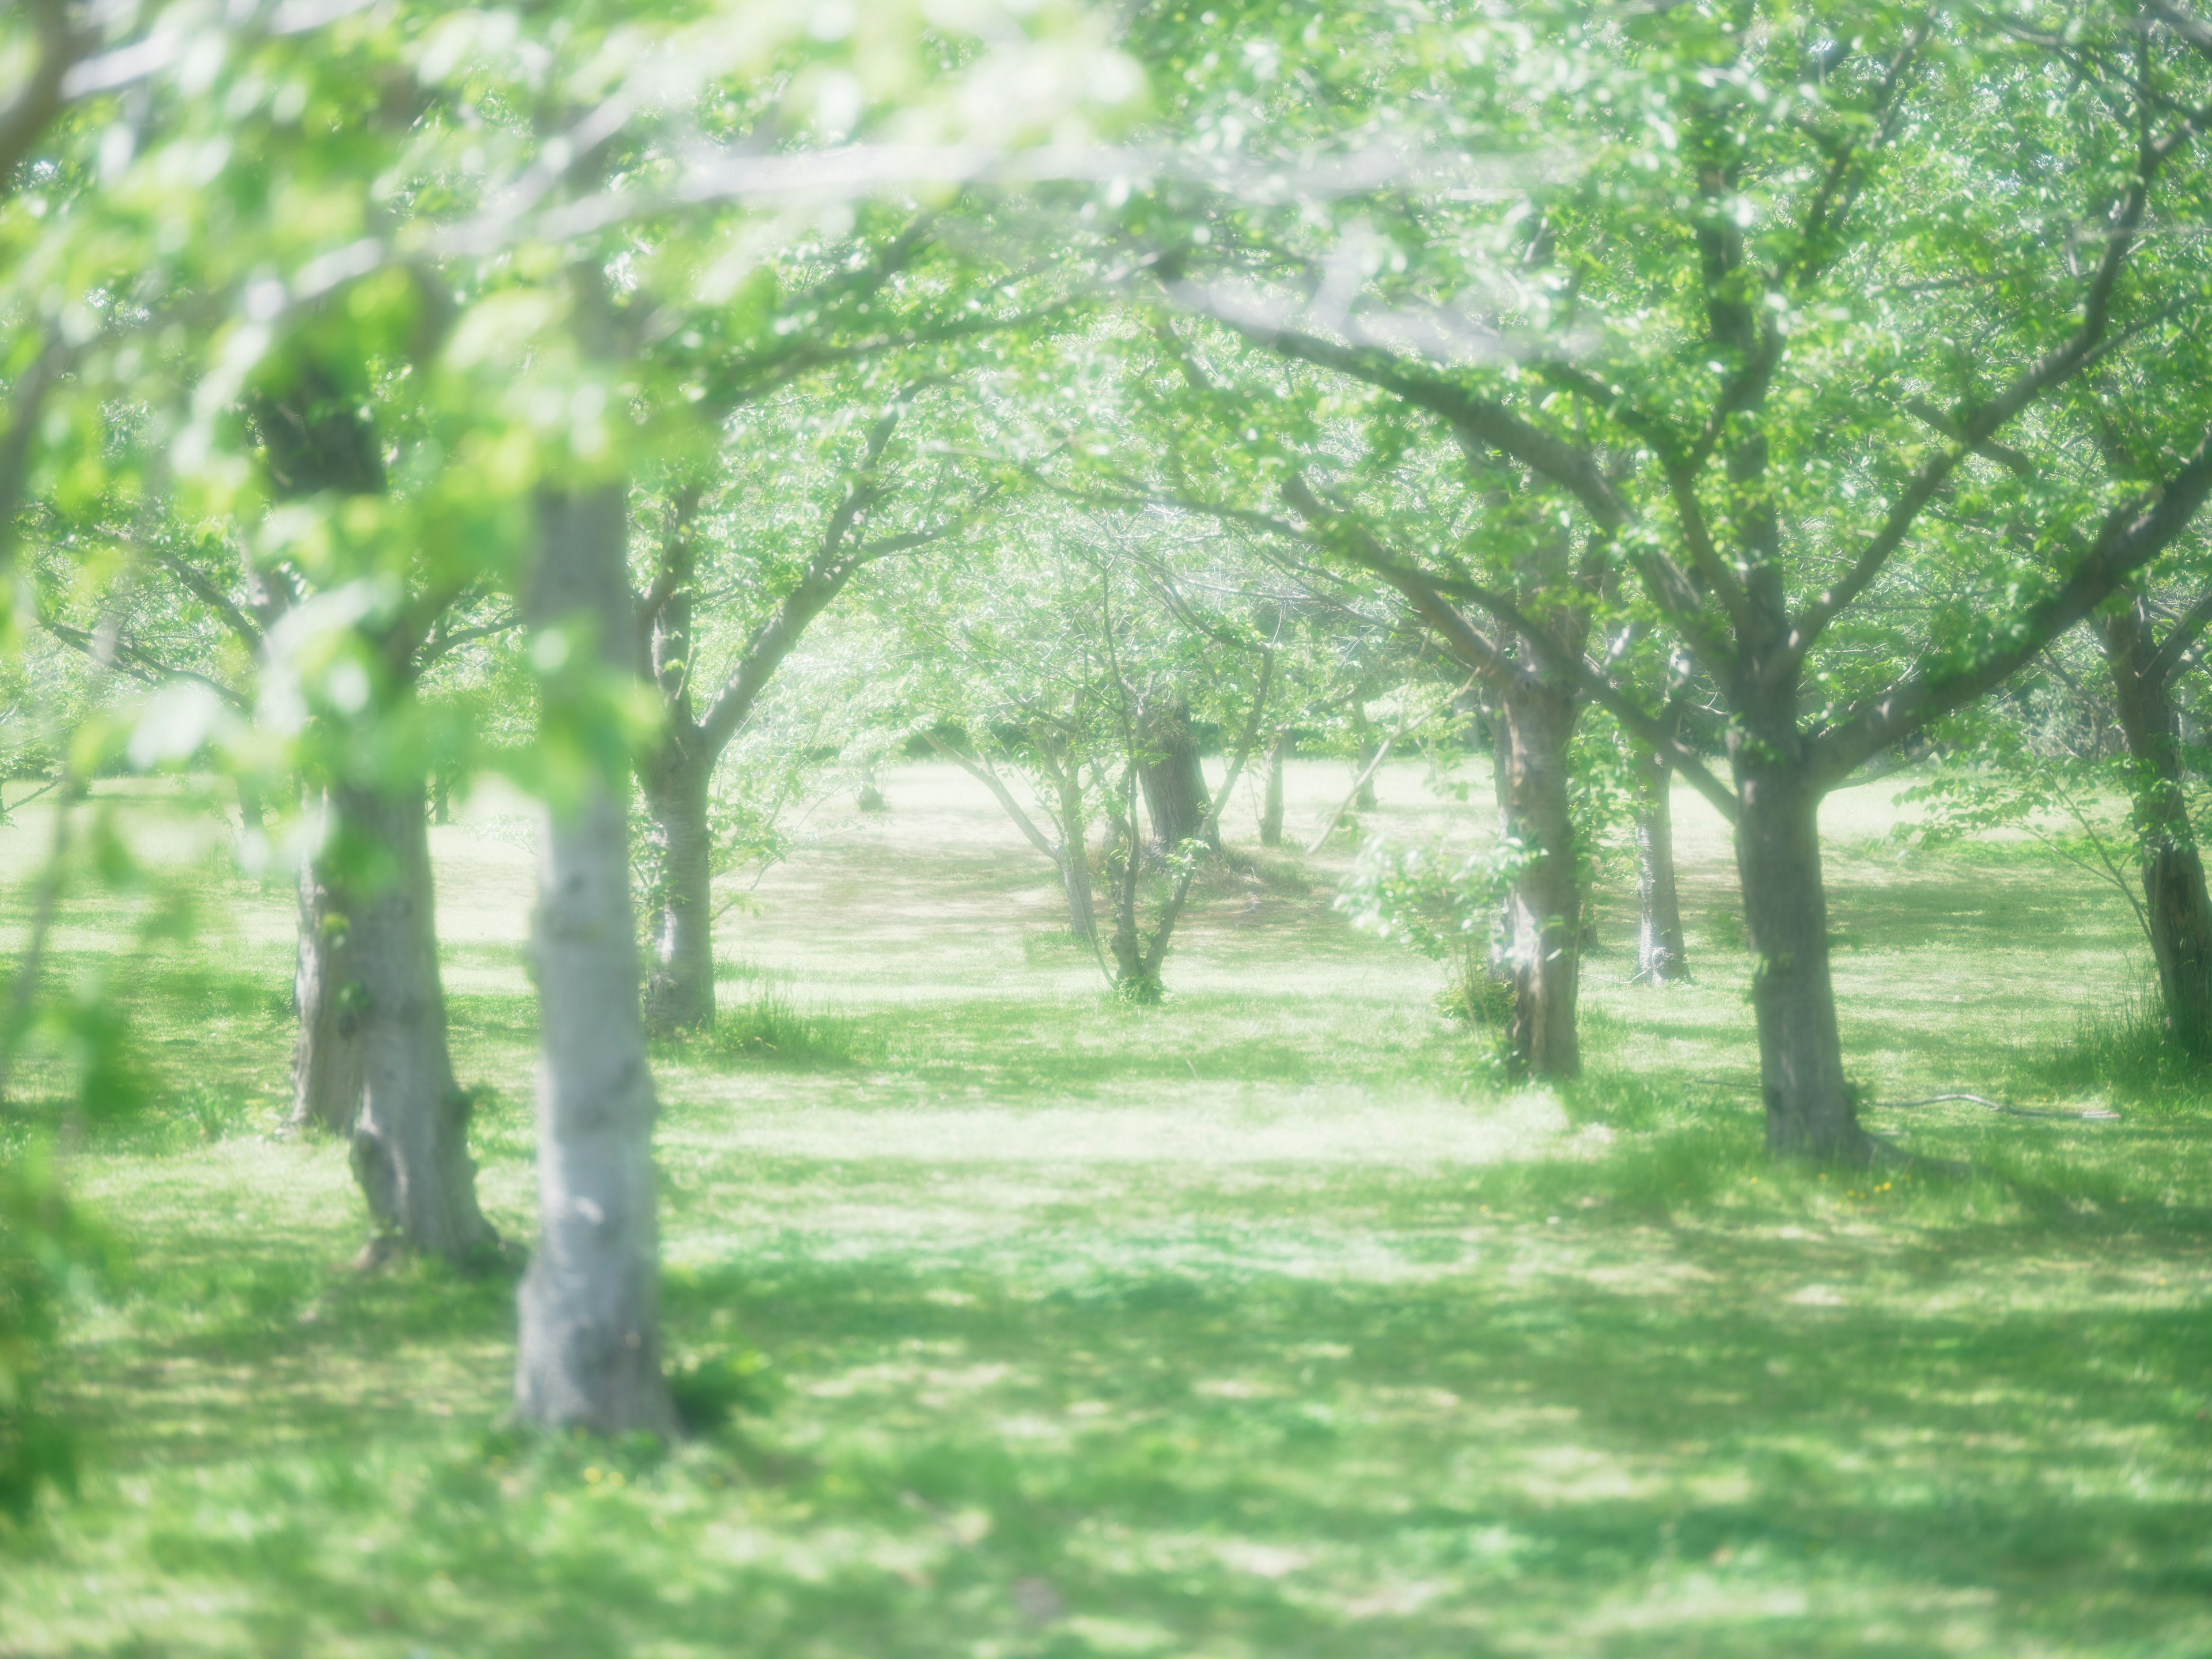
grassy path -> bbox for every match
[2,761,2208,1657]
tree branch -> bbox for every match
[2147,586,2212,684]
[1815,421,2212,781]
[1783,94,2199,671]
[923,730,1066,866]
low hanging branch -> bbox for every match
[1301,676,1470,855]
[921,730,1065,866]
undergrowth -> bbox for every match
[2010,975,2212,1112]
[660,987,866,1068]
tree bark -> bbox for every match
[1056,770,1097,941]
[1733,764,1871,1160]
[289,836,364,1137]
[2100,599,2212,1051]
[1631,749,1689,984]
[516,480,677,1437]
[1138,696,1216,853]
[335,775,495,1263]
[639,753,715,1035]
[1494,681,1581,1079]
[1259,729,1287,846]
[1351,698,1379,809]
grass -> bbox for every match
[1,761,2209,1657]
[657,979,867,1069]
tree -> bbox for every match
[1130,0,2212,1154]
[633,377,990,1032]
[2095,586,2212,1048]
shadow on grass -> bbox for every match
[38,1194,2211,1658]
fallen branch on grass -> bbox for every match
[1870,1093,2120,1122]
[1692,1077,2119,1123]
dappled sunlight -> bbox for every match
[3,762,2211,1656]
[702,1088,1571,1166]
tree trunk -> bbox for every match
[1632,749,1688,984]
[334,776,495,1264]
[290,838,365,1137]
[1494,683,1582,1079]
[431,767,453,826]
[1259,730,1287,846]
[1057,772,1097,941]
[516,480,677,1437]
[1350,698,1378,809]
[1138,697,1215,853]
[1733,765,1871,1160]
[639,753,715,1035]
[2101,601,2212,1051]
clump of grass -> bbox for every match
[1229,848,1312,895]
[175,1081,249,1144]
[1704,904,1748,952]
[666,1347,779,1435]
[1020,929,1097,967]
[671,988,865,1068]
[2014,978,2212,1111]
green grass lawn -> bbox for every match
[2,759,2209,1657]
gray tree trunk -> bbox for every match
[516,480,677,1437]
[1259,730,1287,847]
[640,755,715,1035]
[1138,698,1216,853]
[1494,683,1581,1079]
[1056,771,1097,941]
[335,776,495,1263]
[1733,763,1871,1161]
[1632,750,1688,984]
[290,830,365,1137]
[2101,599,2212,1052]
[1350,699,1379,809]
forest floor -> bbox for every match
[1,757,2209,1657]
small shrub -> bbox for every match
[1436,968,1513,1032]
[1338,835,1529,1066]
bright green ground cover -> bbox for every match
[1,760,2208,1658]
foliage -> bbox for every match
[0,1152,101,1521]
[1335,833,1531,1031]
